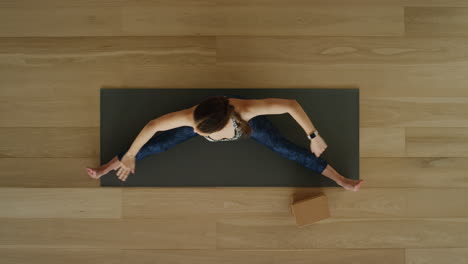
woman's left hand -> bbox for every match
[310,134,327,157]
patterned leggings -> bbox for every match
[117,95,328,174]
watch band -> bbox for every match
[307,130,318,140]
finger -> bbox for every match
[117,167,126,179]
[116,167,122,177]
[123,168,130,180]
[120,168,129,180]
[123,169,130,181]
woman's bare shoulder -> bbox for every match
[228,98,253,121]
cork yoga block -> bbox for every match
[291,193,330,227]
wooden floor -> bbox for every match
[1,0,468,263]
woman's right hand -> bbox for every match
[116,152,135,182]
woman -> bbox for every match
[86,95,363,191]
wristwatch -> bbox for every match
[307,130,319,140]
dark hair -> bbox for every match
[193,95,252,138]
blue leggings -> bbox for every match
[117,95,328,174]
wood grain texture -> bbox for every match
[0,248,122,264]
[213,64,468,97]
[0,218,216,249]
[0,248,405,264]
[0,97,99,127]
[0,128,99,158]
[361,97,468,128]
[0,188,121,218]
[0,158,99,187]
[405,0,468,6]
[217,36,468,64]
[361,157,468,188]
[123,187,468,219]
[406,248,468,264]
[122,3,403,36]
[361,128,406,157]
[0,7,122,37]
[121,248,405,264]
[0,37,215,67]
[405,7,468,36]
[406,127,468,157]
[0,0,404,37]
[216,217,468,249]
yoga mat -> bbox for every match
[100,88,359,187]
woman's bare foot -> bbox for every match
[321,164,363,191]
[86,167,106,180]
[85,156,120,180]
[337,177,364,192]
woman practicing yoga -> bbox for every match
[86,95,363,191]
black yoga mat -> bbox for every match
[100,88,359,187]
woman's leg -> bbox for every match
[247,115,363,191]
[248,115,328,174]
[116,126,197,162]
[87,126,198,179]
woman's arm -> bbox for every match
[245,98,317,136]
[288,100,318,136]
[125,107,194,156]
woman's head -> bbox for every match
[193,95,252,138]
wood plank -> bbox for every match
[362,97,468,127]
[123,188,218,218]
[218,36,468,64]
[0,158,100,187]
[121,248,405,264]
[0,218,216,249]
[405,0,468,6]
[2,61,468,98]
[121,65,221,88]
[0,37,215,67]
[406,189,468,218]
[327,188,468,218]
[0,248,405,264]
[0,36,214,96]
[406,127,468,157]
[0,97,99,127]
[214,64,468,97]
[361,128,406,157]
[122,3,403,36]
[123,188,468,219]
[216,216,468,249]
[406,248,468,264]
[0,128,99,158]
[219,188,468,218]
[0,188,121,218]
[361,157,468,188]
[0,65,222,97]
[0,248,122,264]
[0,0,123,7]
[0,66,122,97]
[405,7,468,36]
[0,7,122,37]
[0,0,403,37]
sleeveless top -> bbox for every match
[203,115,243,142]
